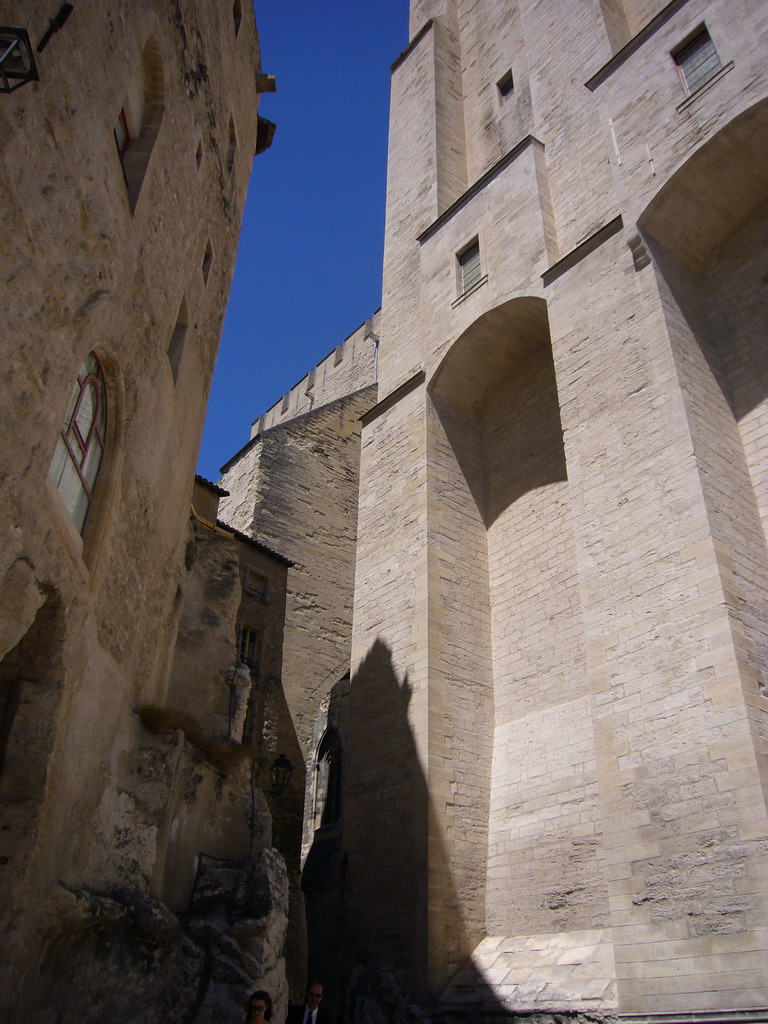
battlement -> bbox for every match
[250,310,380,439]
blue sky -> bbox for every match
[196,1,410,481]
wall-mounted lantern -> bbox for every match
[0,28,38,93]
[268,753,293,794]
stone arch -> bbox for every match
[638,95,768,697]
[0,590,65,916]
[427,296,591,939]
[640,97,768,278]
[119,35,165,212]
[313,726,343,829]
[429,296,563,527]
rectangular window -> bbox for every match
[674,28,721,95]
[458,241,482,294]
[497,69,514,99]
[244,569,268,600]
[239,625,261,671]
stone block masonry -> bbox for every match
[347,0,768,1018]
[212,0,768,1019]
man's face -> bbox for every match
[306,986,323,1010]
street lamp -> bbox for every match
[269,753,293,793]
[0,28,38,93]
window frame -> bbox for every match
[672,26,722,97]
[497,68,514,101]
[456,236,484,298]
[49,352,108,535]
[238,624,262,672]
[244,568,268,601]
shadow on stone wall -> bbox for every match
[301,638,509,1023]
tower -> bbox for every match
[345,0,768,1017]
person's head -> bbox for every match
[305,982,323,1011]
[247,990,272,1022]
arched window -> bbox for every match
[114,36,165,211]
[314,728,343,828]
[49,352,107,534]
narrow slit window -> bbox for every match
[202,241,213,284]
[114,108,129,163]
[459,241,482,293]
[226,115,237,174]
[167,298,188,383]
[674,28,722,95]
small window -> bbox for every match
[195,138,203,170]
[458,240,482,294]
[673,28,722,95]
[238,625,261,671]
[167,298,188,383]
[334,345,344,366]
[202,241,213,284]
[244,569,268,600]
[233,0,243,36]
[49,353,107,534]
[497,69,514,99]
[281,393,290,413]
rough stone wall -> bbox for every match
[347,0,768,1017]
[0,2,290,1019]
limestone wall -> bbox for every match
[348,0,768,1016]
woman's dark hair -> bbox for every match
[247,990,273,1022]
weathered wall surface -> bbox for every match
[0,2,289,1020]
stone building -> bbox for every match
[0,3,287,1021]
[219,0,768,1020]
[218,316,379,812]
